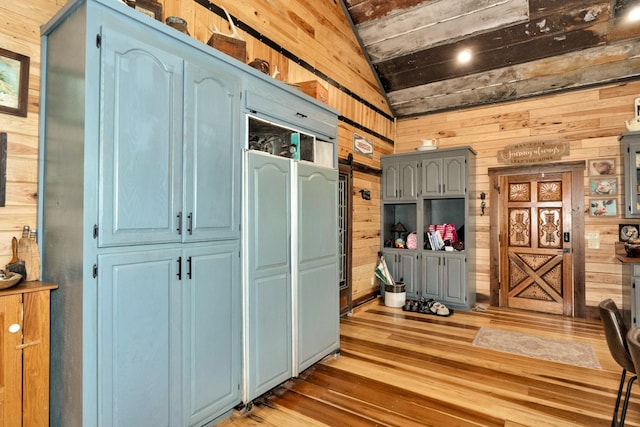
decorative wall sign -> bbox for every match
[498,141,569,164]
[353,133,374,158]
[0,48,29,117]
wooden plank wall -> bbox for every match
[0,1,63,260]
[0,0,393,302]
[395,81,640,309]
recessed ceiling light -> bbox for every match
[457,49,472,64]
[629,6,640,22]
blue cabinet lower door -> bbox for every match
[184,242,241,426]
[98,249,182,426]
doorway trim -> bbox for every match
[488,161,586,317]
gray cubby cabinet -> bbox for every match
[622,131,640,218]
[380,147,476,310]
[38,0,339,426]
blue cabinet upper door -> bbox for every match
[247,152,292,400]
[296,163,339,372]
[183,241,241,426]
[97,248,182,426]
[183,60,240,242]
[99,28,183,247]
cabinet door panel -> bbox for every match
[0,294,21,427]
[99,29,183,247]
[247,152,292,400]
[399,161,418,200]
[443,255,466,305]
[184,242,241,425]
[399,252,418,298]
[98,249,182,426]
[297,163,339,372]
[420,252,441,300]
[443,156,466,196]
[184,61,240,242]
[382,163,399,200]
[421,158,443,197]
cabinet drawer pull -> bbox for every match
[8,323,20,333]
[17,340,41,350]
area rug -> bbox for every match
[472,327,601,369]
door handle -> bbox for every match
[558,248,571,254]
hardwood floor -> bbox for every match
[218,299,639,426]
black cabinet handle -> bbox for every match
[187,212,193,235]
[177,256,182,280]
[177,212,182,235]
[187,256,192,279]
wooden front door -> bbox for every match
[499,172,573,315]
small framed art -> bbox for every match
[0,47,30,117]
[589,199,617,217]
[590,178,617,196]
[588,158,615,176]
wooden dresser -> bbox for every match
[0,281,57,426]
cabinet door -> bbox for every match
[0,293,21,427]
[399,160,419,200]
[297,163,339,372]
[381,250,417,298]
[183,242,241,426]
[98,249,182,426]
[382,160,418,201]
[99,28,184,247]
[420,252,441,300]
[382,161,400,201]
[398,251,418,298]
[183,60,241,242]
[442,254,467,305]
[443,156,466,196]
[421,158,443,197]
[247,152,292,400]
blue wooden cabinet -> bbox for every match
[40,0,339,424]
[40,1,241,425]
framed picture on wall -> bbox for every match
[590,177,617,196]
[588,158,616,176]
[0,47,30,117]
[620,224,640,242]
[589,198,617,217]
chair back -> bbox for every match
[599,299,635,373]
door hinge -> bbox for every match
[96,34,101,48]
[93,224,99,239]
[93,264,98,278]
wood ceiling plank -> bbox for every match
[357,0,530,61]
[344,0,427,26]
[387,39,640,117]
[374,3,613,91]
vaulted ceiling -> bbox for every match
[342,0,640,118]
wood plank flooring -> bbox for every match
[218,299,639,426]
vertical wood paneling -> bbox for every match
[396,81,640,310]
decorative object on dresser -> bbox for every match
[124,0,162,21]
[0,47,29,117]
[207,6,246,62]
